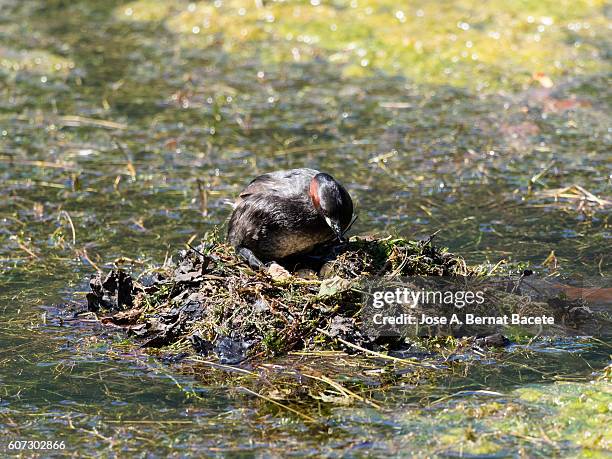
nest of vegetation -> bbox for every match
[84,234,604,364]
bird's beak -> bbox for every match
[325,217,346,243]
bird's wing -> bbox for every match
[237,173,276,202]
[236,169,319,203]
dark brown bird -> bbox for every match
[227,168,354,269]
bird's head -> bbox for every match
[309,173,354,242]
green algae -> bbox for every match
[405,380,612,456]
[0,47,74,77]
[115,0,611,90]
[113,0,176,22]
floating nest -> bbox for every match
[83,234,603,364]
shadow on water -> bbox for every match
[0,0,610,456]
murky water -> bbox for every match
[1,0,610,456]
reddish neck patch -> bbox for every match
[309,178,320,210]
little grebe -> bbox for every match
[227,168,354,268]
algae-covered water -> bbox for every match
[1,0,610,456]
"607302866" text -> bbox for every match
[7,440,66,450]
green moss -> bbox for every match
[262,331,285,354]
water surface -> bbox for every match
[1,0,610,456]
